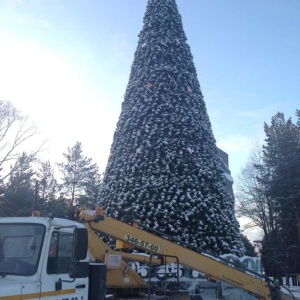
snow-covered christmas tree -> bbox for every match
[99,0,244,256]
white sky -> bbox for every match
[1,0,299,239]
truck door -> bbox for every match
[41,231,88,300]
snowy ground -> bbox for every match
[281,286,300,300]
[196,288,216,299]
[193,286,300,300]
[274,277,300,300]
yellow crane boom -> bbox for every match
[79,209,275,300]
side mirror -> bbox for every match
[69,261,89,278]
[73,228,88,261]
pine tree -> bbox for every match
[1,152,35,217]
[263,112,300,248]
[58,142,101,215]
[99,0,244,255]
[240,234,257,257]
[37,161,58,201]
[36,160,59,215]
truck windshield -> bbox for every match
[0,223,45,276]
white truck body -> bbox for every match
[0,217,90,300]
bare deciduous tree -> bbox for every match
[235,142,277,241]
[0,100,43,181]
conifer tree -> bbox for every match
[263,112,300,248]
[99,0,244,255]
[240,234,257,257]
[1,152,35,217]
[58,142,101,213]
[37,161,59,203]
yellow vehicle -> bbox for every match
[79,208,295,300]
[0,208,295,300]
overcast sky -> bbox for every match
[1,0,299,235]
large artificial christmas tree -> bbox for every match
[99,0,244,256]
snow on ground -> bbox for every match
[282,286,300,300]
[198,286,300,300]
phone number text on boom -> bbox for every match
[124,235,160,252]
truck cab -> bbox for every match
[0,216,89,300]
